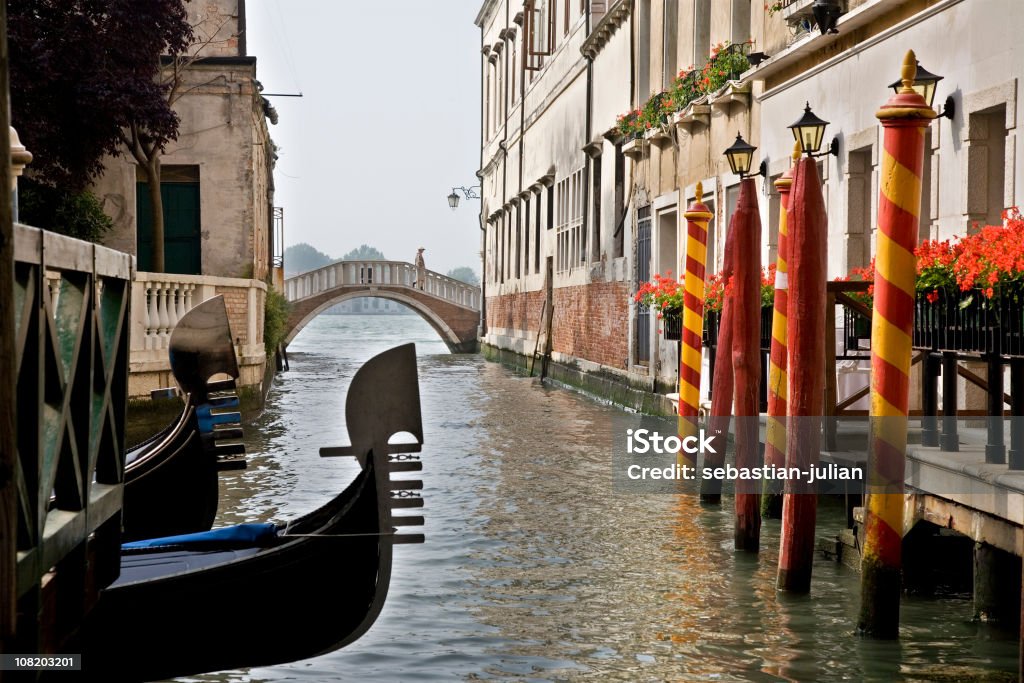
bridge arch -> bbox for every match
[283,260,481,354]
[285,290,468,352]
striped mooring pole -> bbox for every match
[678,182,714,469]
[762,142,800,519]
[732,178,762,551]
[857,50,936,637]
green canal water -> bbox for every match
[178,313,1018,682]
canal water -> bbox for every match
[187,313,1018,682]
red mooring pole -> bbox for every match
[700,221,737,504]
[732,178,762,551]
[762,142,800,519]
[857,50,935,637]
[777,155,827,591]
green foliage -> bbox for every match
[341,244,387,261]
[447,267,479,286]
[263,285,290,358]
[19,178,113,242]
[617,42,751,135]
[284,242,333,277]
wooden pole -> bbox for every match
[762,142,799,519]
[700,221,737,503]
[0,0,17,644]
[732,178,762,551]
[678,182,713,469]
[857,50,935,637]
[777,155,827,592]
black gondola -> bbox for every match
[76,343,426,680]
[121,296,245,541]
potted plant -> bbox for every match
[634,271,684,340]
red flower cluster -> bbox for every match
[634,271,682,318]
[702,264,776,314]
[835,207,1024,304]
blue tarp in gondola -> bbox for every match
[123,522,278,549]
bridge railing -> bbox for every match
[285,260,481,310]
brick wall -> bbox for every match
[216,285,250,344]
[487,281,630,370]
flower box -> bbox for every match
[622,137,647,160]
[672,102,710,131]
[662,312,682,340]
[709,81,751,112]
[913,288,1024,356]
[644,125,672,144]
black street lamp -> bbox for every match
[447,185,480,210]
[812,0,841,35]
[888,60,955,120]
[723,133,766,179]
[788,102,839,158]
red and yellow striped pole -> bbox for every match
[678,183,714,469]
[762,142,800,519]
[777,153,826,592]
[700,222,737,503]
[858,50,936,637]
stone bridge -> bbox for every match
[283,260,481,353]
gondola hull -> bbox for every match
[76,343,425,680]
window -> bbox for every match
[555,168,584,273]
[523,198,530,276]
[525,0,554,71]
[515,205,522,279]
[637,0,650,101]
[967,105,1008,230]
[846,147,873,270]
[510,41,517,104]
[535,189,542,273]
[693,0,711,69]
[636,206,652,364]
[592,155,602,261]
[614,143,625,258]
[484,68,491,139]
[663,0,678,89]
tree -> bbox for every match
[284,243,333,278]
[447,267,480,286]
[341,245,387,261]
[8,1,193,192]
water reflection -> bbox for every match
[179,314,1017,682]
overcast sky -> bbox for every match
[245,0,482,276]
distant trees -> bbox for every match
[284,243,332,277]
[341,245,387,261]
[447,267,480,286]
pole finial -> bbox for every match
[900,50,917,94]
[792,140,801,163]
[695,181,703,204]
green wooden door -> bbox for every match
[136,180,201,275]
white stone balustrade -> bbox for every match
[129,272,269,396]
[284,260,481,310]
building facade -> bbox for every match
[477,0,1024,408]
[91,0,281,397]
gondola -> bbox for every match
[76,343,426,681]
[121,296,246,542]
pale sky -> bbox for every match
[245,0,483,276]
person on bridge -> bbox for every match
[414,247,426,290]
